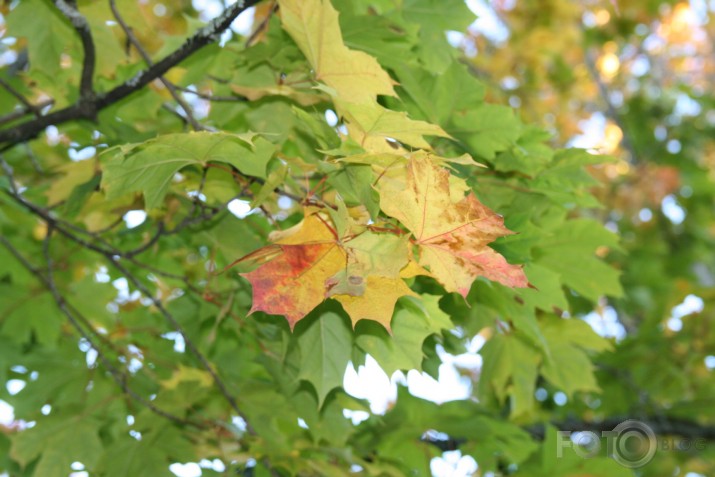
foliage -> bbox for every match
[0,1,713,476]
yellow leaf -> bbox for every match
[46,159,96,205]
[268,208,337,244]
[32,221,47,241]
[231,83,327,106]
[354,151,470,198]
[278,0,396,103]
[162,365,213,390]
[334,276,417,331]
[339,101,449,153]
[399,259,430,279]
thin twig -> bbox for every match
[173,85,247,103]
[2,183,208,297]
[107,257,258,433]
[0,78,41,118]
[109,0,203,131]
[0,99,54,127]
[245,2,278,47]
[583,48,639,164]
[2,157,257,434]
[0,235,202,428]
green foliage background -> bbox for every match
[0,0,713,476]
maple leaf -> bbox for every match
[335,231,411,284]
[326,232,415,331]
[340,150,481,195]
[241,242,346,328]
[338,101,449,153]
[333,276,417,332]
[278,0,396,104]
[379,156,528,297]
[237,207,414,329]
[239,212,346,329]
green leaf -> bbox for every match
[340,101,449,151]
[470,281,548,352]
[296,307,354,406]
[97,428,192,477]
[540,341,602,396]
[530,149,615,207]
[534,219,623,301]
[327,164,380,218]
[494,127,554,176]
[478,333,540,417]
[7,0,75,77]
[340,10,419,69]
[539,317,612,396]
[10,413,102,475]
[291,107,341,150]
[451,103,522,160]
[101,132,275,209]
[355,296,448,375]
[393,62,486,126]
[519,426,634,476]
[401,0,475,32]
[541,317,613,354]
[0,291,62,346]
[518,263,569,313]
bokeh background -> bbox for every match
[1,1,714,476]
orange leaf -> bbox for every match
[236,207,414,329]
[239,211,345,329]
[242,242,346,329]
[379,156,528,297]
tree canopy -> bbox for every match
[0,1,714,476]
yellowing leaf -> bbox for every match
[340,151,473,196]
[240,213,346,328]
[231,83,326,106]
[236,208,415,329]
[340,101,449,152]
[46,160,97,205]
[161,365,213,390]
[278,0,396,103]
[341,231,410,279]
[333,276,417,331]
[379,156,528,296]
[245,242,346,328]
[325,232,414,330]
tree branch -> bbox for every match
[109,0,204,131]
[53,0,96,105]
[0,0,261,147]
[1,157,258,434]
[583,48,639,164]
[0,234,202,428]
[537,415,715,440]
[2,159,227,298]
[109,257,256,429]
[422,415,715,453]
[173,84,247,102]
